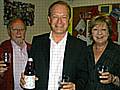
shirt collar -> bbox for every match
[49,31,68,45]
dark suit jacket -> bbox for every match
[0,39,31,90]
[30,33,88,90]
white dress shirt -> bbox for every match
[48,31,68,90]
[11,40,28,90]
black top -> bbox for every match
[30,33,88,90]
[86,40,120,90]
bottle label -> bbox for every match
[24,75,35,89]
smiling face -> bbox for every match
[89,15,112,46]
[91,22,109,45]
[8,18,26,46]
[48,4,70,36]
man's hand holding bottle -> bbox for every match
[20,58,38,89]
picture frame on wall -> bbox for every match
[98,4,112,15]
[4,0,35,26]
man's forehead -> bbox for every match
[11,22,25,29]
[11,19,24,24]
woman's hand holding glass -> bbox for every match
[98,65,115,84]
[99,71,115,84]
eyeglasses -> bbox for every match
[10,29,25,32]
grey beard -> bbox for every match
[14,38,24,47]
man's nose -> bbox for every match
[57,17,62,24]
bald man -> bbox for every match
[0,18,31,90]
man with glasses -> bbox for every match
[0,18,31,90]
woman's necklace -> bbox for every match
[93,42,108,64]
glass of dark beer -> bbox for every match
[97,65,109,80]
[58,74,70,90]
[2,51,10,66]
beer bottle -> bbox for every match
[24,58,35,90]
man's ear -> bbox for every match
[47,16,51,25]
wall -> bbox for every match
[0,0,52,43]
[0,0,119,43]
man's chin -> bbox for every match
[53,30,66,34]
